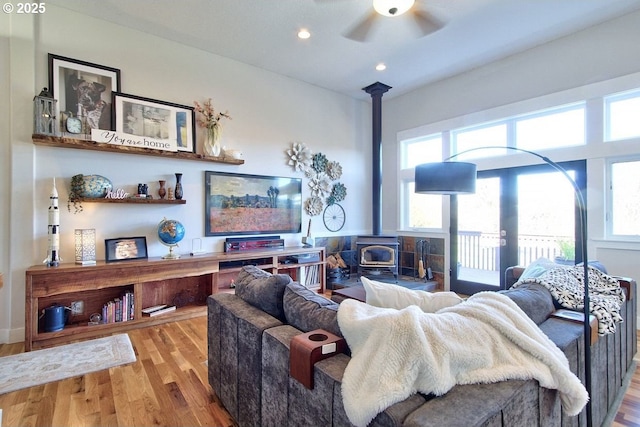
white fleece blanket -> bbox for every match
[337,292,588,427]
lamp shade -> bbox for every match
[415,162,477,194]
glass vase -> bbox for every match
[204,126,222,157]
[174,173,183,200]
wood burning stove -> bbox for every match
[356,235,399,281]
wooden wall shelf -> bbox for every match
[79,197,186,205]
[32,134,244,165]
[25,246,325,350]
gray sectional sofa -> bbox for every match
[207,265,637,427]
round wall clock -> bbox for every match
[323,203,345,232]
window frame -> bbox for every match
[604,88,640,142]
[606,156,640,240]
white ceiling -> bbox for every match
[48,0,640,100]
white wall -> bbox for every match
[0,6,371,343]
[382,11,640,296]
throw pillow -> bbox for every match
[235,265,292,321]
[519,258,562,280]
[361,276,463,312]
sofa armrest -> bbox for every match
[207,293,283,426]
[504,266,526,290]
[614,277,635,300]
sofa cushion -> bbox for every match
[283,282,341,337]
[361,276,463,312]
[235,265,292,321]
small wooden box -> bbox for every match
[290,329,346,389]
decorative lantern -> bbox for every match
[33,87,58,136]
[75,229,97,265]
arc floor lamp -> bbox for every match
[414,146,592,427]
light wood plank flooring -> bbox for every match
[0,317,235,427]
[614,345,640,427]
[1,319,639,426]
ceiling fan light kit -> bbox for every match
[373,0,415,16]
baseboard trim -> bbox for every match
[0,326,25,344]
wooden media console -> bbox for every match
[25,246,325,350]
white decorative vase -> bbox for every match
[204,126,222,157]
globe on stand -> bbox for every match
[157,218,185,259]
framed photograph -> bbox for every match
[113,92,196,153]
[205,171,302,236]
[48,53,121,133]
[105,237,148,263]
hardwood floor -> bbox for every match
[614,347,640,427]
[0,317,236,427]
[0,320,639,427]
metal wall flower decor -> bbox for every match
[287,142,312,172]
[285,142,347,230]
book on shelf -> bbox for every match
[142,305,176,317]
[141,304,167,314]
[102,290,134,323]
[301,264,319,287]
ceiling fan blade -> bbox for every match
[411,9,444,36]
[343,10,380,42]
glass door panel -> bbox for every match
[455,177,501,292]
[517,172,575,265]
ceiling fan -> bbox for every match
[338,0,445,42]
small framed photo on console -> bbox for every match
[105,236,148,263]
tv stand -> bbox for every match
[25,246,325,350]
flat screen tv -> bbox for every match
[204,171,302,236]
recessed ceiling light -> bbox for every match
[376,63,387,71]
[298,29,311,39]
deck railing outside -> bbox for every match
[458,231,570,271]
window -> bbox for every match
[605,90,640,141]
[452,123,506,160]
[398,85,640,240]
[516,104,585,150]
[400,135,443,230]
[404,182,443,229]
[609,159,640,237]
[403,135,442,168]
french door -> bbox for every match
[450,160,586,295]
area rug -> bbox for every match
[0,333,136,395]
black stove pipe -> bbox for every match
[363,82,392,236]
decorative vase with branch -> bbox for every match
[194,98,232,157]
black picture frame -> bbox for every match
[105,236,148,263]
[112,92,196,153]
[205,171,302,236]
[48,53,121,133]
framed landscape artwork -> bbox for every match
[205,171,302,236]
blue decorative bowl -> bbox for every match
[80,175,113,198]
